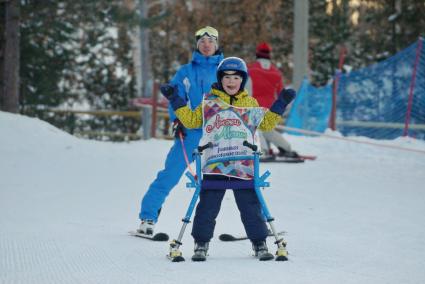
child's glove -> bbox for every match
[270,88,296,115]
[160,83,186,110]
[279,88,296,105]
[172,119,186,139]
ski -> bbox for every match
[271,157,305,163]
[298,154,317,160]
[260,155,317,163]
[219,230,285,242]
[128,230,169,241]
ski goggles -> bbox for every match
[195,26,218,40]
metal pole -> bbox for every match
[150,82,159,138]
[141,106,152,140]
[138,0,153,97]
[403,38,423,137]
[293,0,309,90]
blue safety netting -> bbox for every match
[286,37,425,140]
[286,78,332,135]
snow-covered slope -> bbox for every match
[1,111,425,284]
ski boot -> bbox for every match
[277,147,299,158]
[260,149,276,162]
[252,241,274,261]
[191,242,209,262]
[276,148,304,163]
[137,219,155,235]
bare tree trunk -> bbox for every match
[1,0,20,113]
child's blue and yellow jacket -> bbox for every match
[173,85,283,131]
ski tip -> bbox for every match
[261,158,306,163]
[300,155,317,161]
[218,234,237,241]
[128,231,169,241]
[153,232,169,241]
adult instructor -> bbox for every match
[137,26,224,235]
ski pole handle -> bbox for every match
[243,141,258,152]
[198,142,213,153]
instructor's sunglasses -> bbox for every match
[195,26,218,40]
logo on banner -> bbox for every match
[205,114,247,140]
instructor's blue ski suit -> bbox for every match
[139,51,224,222]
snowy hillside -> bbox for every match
[1,111,425,284]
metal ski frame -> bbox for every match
[168,141,288,261]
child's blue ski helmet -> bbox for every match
[217,57,248,91]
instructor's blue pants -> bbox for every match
[139,130,202,222]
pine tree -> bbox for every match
[309,0,352,86]
[19,0,139,140]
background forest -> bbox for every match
[1,0,424,140]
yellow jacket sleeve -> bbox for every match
[258,111,282,131]
[239,96,282,131]
[174,105,203,129]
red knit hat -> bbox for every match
[256,42,272,59]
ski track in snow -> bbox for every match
[0,234,142,284]
[1,111,425,283]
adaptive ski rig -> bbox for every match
[167,141,288,262]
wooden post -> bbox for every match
[150,82,159,138]
[141,106,151,140]
[403,38,423,137]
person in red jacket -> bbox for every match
[247,42,301,161]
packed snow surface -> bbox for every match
[1,111,425,284]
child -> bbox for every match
[160,57,295,261]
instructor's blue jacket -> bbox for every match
[169,50,224,136]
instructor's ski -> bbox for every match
[129,230,169,241]
[219,230,285,242]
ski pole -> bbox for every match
[178,132,197,179]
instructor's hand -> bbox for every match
[160,84,178,100]
[172,119,186,139]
